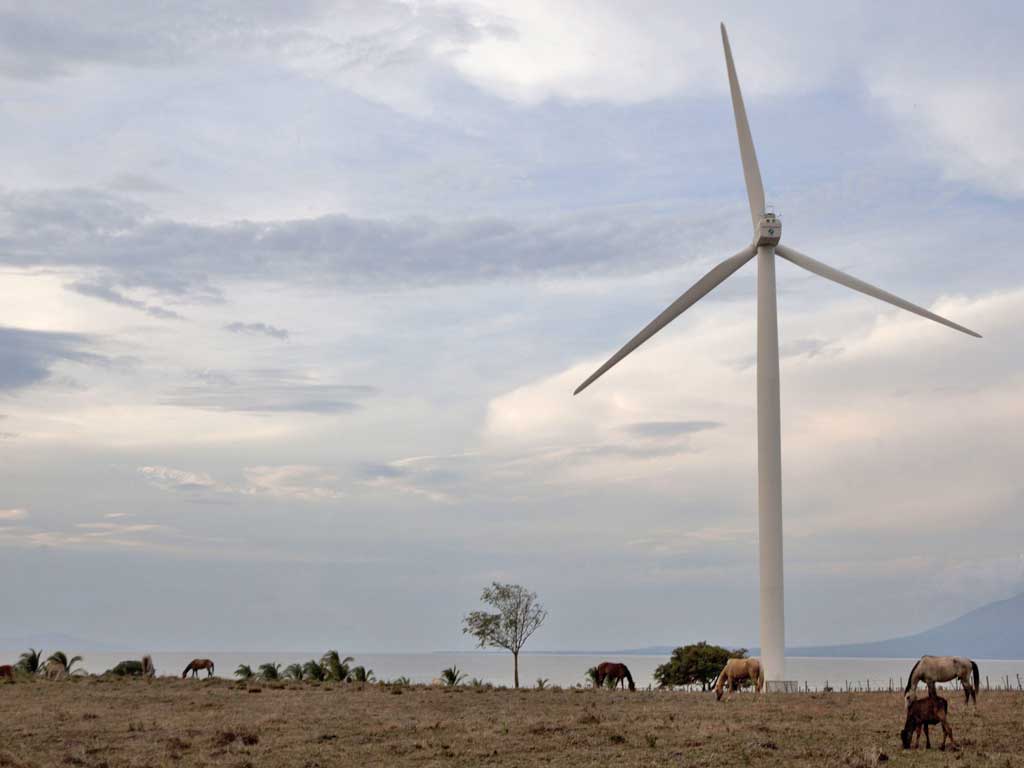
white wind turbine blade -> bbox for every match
[574,245,758,395]
[775,244,981,338]
[721,23,765,232]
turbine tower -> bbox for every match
[573,24,980,685]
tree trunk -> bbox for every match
[513,651,519,689]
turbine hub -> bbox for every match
[755,212,781,247]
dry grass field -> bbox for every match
[0,678,1021,767]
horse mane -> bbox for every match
[904,658,922,694]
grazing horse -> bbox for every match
[0,665,14,681]
[182,659,215,678]
[714,657,764,700]
[905,656,978,706]
[44,661,67,681]
[901,693,957,750]
[594,662,635,691]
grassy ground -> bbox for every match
[0,678,1021,767]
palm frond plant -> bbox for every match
[386,676,411,686]
[258,662,281,680]
[350,666,374,684]
[440,665,467,687]
[284,663,305,681]
[302,659,326,681]
[535,677,550,690]
[234,664,254,680]
[585,667,599,688]
[320,650,354,682]
[17,648,44,675]
[46,651,84,676]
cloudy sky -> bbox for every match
[1,0,1022,653]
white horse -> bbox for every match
[905,655,978,706]
[44,661,67,681]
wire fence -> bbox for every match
[791,673,1024,694]
[662,673,1024,694]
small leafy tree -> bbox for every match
[46,651,84,676]
[284,663,305,681]
[654,642,745,690]
[235,664,254,680]
[463,582,547,689]
[440,665,467,687]
[258,662,281,680]
[17,648,44,675]
[320,651,354,682]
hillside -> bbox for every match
[787,592,1024,659]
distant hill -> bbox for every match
[564,593,1024,660]
[786,593,1024,659]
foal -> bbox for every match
[901,693,957,750]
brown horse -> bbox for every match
[182,658,215,678]
[595,661,636,690]
[0,665,14,681]
[714,657,764,700]
[901,693,958,750]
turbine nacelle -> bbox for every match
[755,212,781,247]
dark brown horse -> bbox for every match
[182,658,215,678]
[901,693,958,750]
[595,661,635,691]
[0,665,14,681]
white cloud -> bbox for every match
[871,74,1024,198]
[484,287,1022,539]
[138,466,220,493]
[241,465,344,502]
[0,508,27,521]
[139,464,345,503]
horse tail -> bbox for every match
[904,659,922,695]
[757,660,765,692]
[210,660,215,675]
[971,660,979,695]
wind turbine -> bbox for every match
[573,24,980,685]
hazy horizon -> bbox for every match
[3,1,1023,654]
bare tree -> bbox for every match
[463,582,547,688]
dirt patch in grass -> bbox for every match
[0,678,1021,766]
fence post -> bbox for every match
[985,675,990,691]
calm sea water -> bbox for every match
[9,651,1022,691]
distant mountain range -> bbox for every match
[564,592,1024,660]
[782,592,1024,659]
